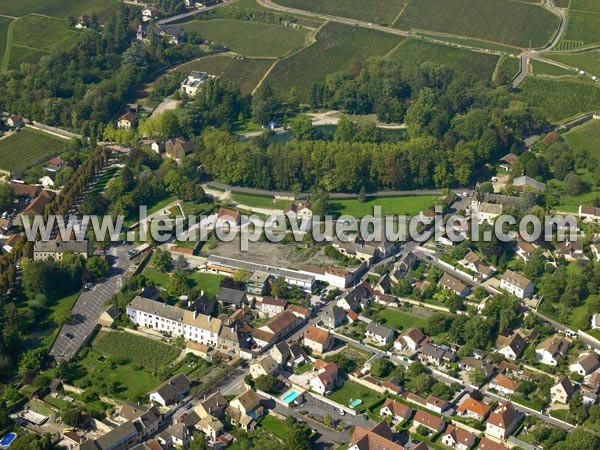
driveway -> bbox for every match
[49,243,133,361]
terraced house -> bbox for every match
[127,296,222,347]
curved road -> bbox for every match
[513,0,568,87]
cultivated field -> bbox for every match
[559,10,600,48]
[266,22,402,102]
[416,32,520,54]
[92,331,180,370]
[0,0,119,18]
[182,19,310,58]
[176,54,274,94]
[517,77,600,122]
[0,16,11,65]
[388,39,500,81]
[545,50,600,76]
[570,0,600,13]
[4,14,80,68]
[0,128,70,172]
[393,0,560,48]
[275,0,407,25]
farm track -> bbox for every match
[0,18,14,70]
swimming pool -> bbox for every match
[281,390,301,404]
[0,432,17,448]
[349,398,363,408]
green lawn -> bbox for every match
[517,77,600,123]
[377,308,429,331]
[545,50,600,76]
[327,381,384,412]
[388,38,500,81]
[266,22,402,102]
[261,415,292,439]
[176,54,274,95]
[232,192,290,210]
[142,266,172,287]
[531,60,574,77]
[42,394,73,411]
[329,195,438,218]
[0,0,120,18]
[275,0,407,25]
[393,0,560,48]
[143,266,225,297]
[0,127,70,172]
[182,19,310,58]
[74,345,163,402]
[188,271,225,296]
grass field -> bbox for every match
[261,415,292,439]
[182,19,310,57]
[0,0,119,18]
[517,77,600,122]
[559,10,600,48]
[188,271,225,296]
[329,195,438,218]
[388,39,500,81]
[564,119,600,152]
[531,60,574,77]
[571,0,600,13]
[143,266,225,296]
[231,192,289,209]
[275,0,407,25]
[176,54,273,95]
[393,0,560,48]
[545,50,600,77]
[267,22,402,102]
[377,308,429,331]
[0,128,70,171]
[328,381,384,412]
[75,346,162,400]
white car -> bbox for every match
[339,408,345,416]
[491,177,498,182]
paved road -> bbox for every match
[49,244,133,361]
[157,0,233,24]
[513,0,568,88]
[267,394,375,447]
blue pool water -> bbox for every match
[0,432,17,447]
[349,398,363,408]
[281,390,301,403]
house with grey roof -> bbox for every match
[365,321,394,346]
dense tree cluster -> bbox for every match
[200,60,546,192]
[0,5,202,138]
